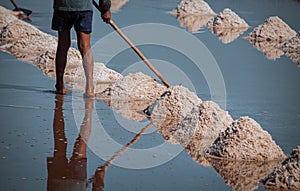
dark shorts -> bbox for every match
[51,10,93,32]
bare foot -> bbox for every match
[55,84,69,95]
[84,91,95,99]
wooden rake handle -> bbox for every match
[108,20,171,88]
[10,0,21,11]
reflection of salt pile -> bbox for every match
[144,85,202,138]
[170,101,233,166]
[171,0,215,32]
[0,6,122,93]
[111,0,129,12]
[103,72,167,121]
[211,27,249,44]
[246,16,297,59]
[208,158,282,191]
[250,40,286,60]
[207,8,249,44]
[262,146,300,191]
[206,117,286,161]
[282,33,300,65]
[176,15,214,33]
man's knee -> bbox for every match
[77,31,91,56]
[78,41,91,56]
[57,30,71,52]
[58,38,71,51]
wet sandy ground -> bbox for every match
[1,0,300,190]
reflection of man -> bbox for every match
[51,0,111,96]
[47,95,95,190]
[92,166,107,191]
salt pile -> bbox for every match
[169,101,233,165]
[246,16,297,60]
[208,159,282,191]
[207,8,249,44]
[107,72,166,100]
[174,0,215,16]
[71,62,123,94]
[171,0,215,32]
[103,72,167,120]
[261,146,300,191]
[32,49,80,79]
[207,8,249,29]
[282,33,300,65]
[144,85,201,134]
[206,117,286,161]
[170,101,233,151]
[247,16,296,42]
[0,14,58,58]
[0,11,79,75]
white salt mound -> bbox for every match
[246,16,297,60]
[207,8,249,44]
[206,116,286,161]
[262,146,300,191]
[169,101,233,166]
[144,85,202,137]
[172,0,215,32]
[207,8,249,29]
[71,62,123,94]
[249,40,285,60]
[33,48,82,79]
[282,33,300,65]
[145,85,202,121]
[247,16,297,42]
[108,72,167,100]
[104,72,167,121]
[175,0,215,16]
[170,101,233,145]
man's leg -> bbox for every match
[55,30,71,94]
[71,98,93,160]
[76,31,95,97]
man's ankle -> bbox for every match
[84,91,95,98]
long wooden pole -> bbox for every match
[92,0,170,87]
[108,20,170,88]
[10,0,20,11]
[103,123,153,168]
[88,123,153,185]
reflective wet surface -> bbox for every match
[1,0,300,190]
